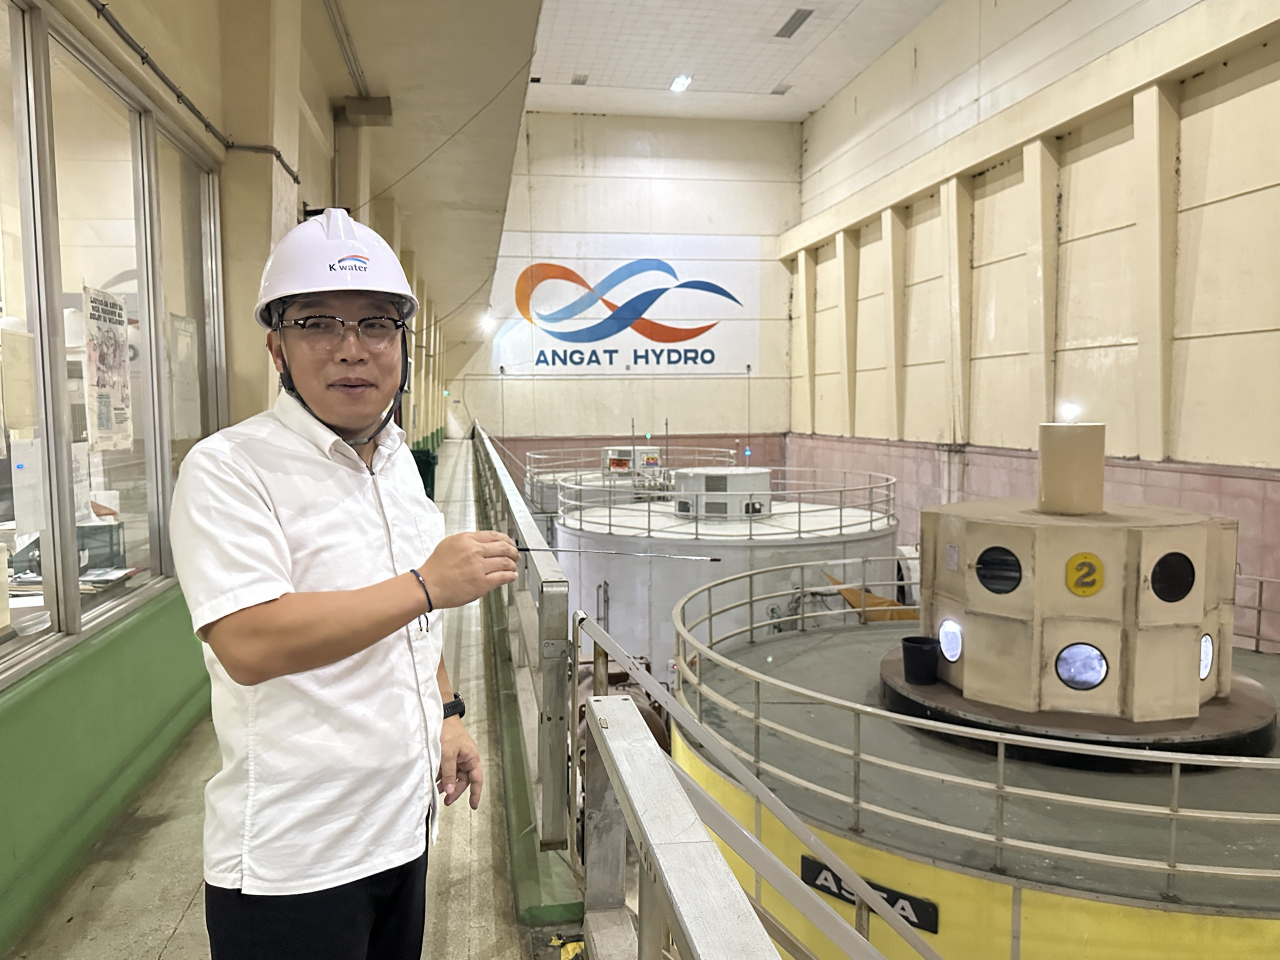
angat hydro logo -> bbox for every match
[330,254,370,273]
[515,258,741,369]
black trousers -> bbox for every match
[205,850,427,960]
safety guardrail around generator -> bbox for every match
[527,443,739,481]
[1234,573,1280,653]
[473,425,571,850]
[672,558,1280,910]
[558,467,898,540]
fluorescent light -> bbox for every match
[1058,401,1083,422]
[670,75,692,93]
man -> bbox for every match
[169,208,518,959]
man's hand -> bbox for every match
[438,716,483,809]
[418,531,518,610]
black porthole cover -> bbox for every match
[975,546,1022,595]
[1151,551,1196,603]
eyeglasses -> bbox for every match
[280,315,406,349]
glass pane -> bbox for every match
[156,136,213,480]
[50,40,155,613]
[0,7,55,642]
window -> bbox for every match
[0,9,224,687]
[49,39,157,614]
[974,545,1022,595]
[156,136,216,481]
[1055,643,1108,691]
[0,9,53,642]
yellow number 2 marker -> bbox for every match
[1067,552,1104,597]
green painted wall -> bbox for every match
[0,586,209,955]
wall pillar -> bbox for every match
[941,176,974,446]
[219,0,302,424]
[334,122,372,220]
[790,248,817,434]
[833,228,859,436]
[371,197,401,255]
[1133,83,1180,462]
[1024,138,1061,431]
[882,207,906,441]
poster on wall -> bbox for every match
[84,286,132,451]
[168,313,202,441]
[487,234,761,377]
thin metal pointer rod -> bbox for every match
[517,546,721,562]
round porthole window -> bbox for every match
[975,546,1022,595]
[1055,643,1108,691]
[1200,634,1214,681]
[939,619,963,663]
[1150,551,1196,603]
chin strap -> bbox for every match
[278,328,410,450]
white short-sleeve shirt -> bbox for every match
[170,391,445,895]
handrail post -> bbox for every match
[638,858,666,960]
[582,701,627,916]
[569,614,583,875]
[593,638,609,699]
[538,581,570,850]
[748,572,756,644]
[696,639,704,724]
[1257,579,1265,653]
[1166,761,1181,900]
[852,711,862,834]
[860,560,868,625]
[995,741,1007,873]
[707,589,714,648]
[799,565,806,632]
[753,679,762,777]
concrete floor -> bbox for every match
[699,620,1280,912]
[5,440,529,960]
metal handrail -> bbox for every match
[557,468,898,540]
[581,694,786,960]
[526,444,739,480]
[1234,573,1280,652]
[574,614,943,960]
[473,428,897,957]
[672,557,1280,906]
[472,424,570,849]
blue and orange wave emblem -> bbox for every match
[515,259,740,343]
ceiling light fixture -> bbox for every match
[670,75,692,93]
[775,8,814,39]
[571,73,588,86]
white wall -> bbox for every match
[800,0,1203,222]
[449,112,800,438]
[786,0,1280,470]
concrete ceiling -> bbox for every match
[301,0,540,348]
[526,0,946,121]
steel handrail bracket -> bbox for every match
[576,614,944,960]
[475,424,571,850]
[583,694,787,960]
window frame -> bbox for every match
[0,0,227,691]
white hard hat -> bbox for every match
[253,207,418,329]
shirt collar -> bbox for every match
[271,390,405,467]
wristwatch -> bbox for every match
[443,693,465,720]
